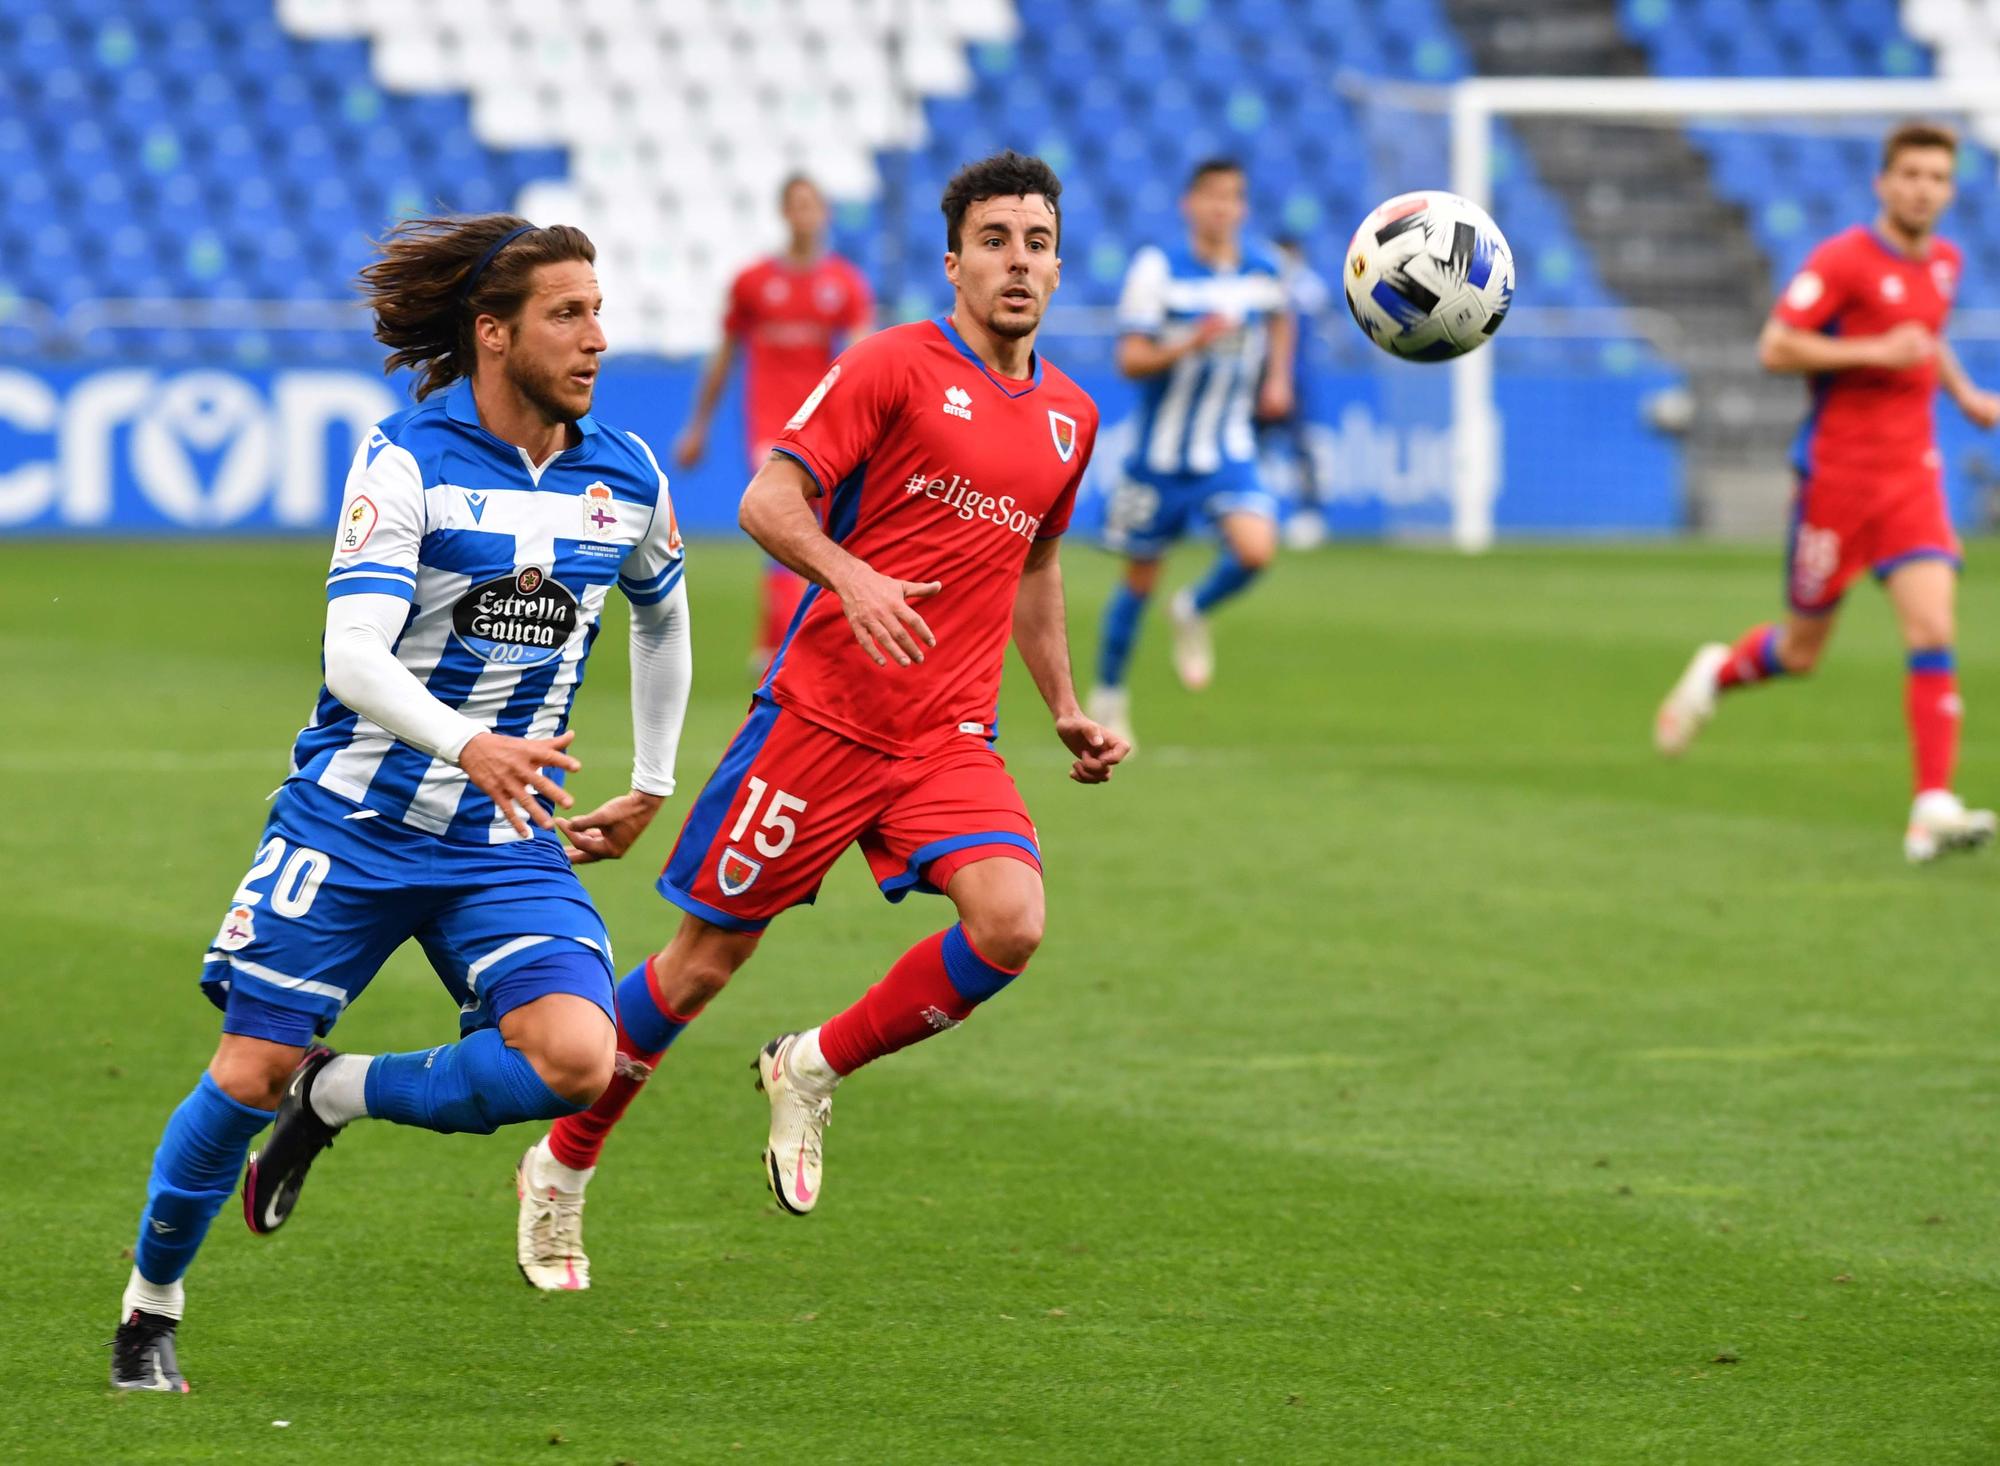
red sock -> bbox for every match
[1906,649,1961,795]
[817,929,1005,1076]
[1715,623,1784,692]
[546,960,699,1171]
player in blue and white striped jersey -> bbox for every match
[109,216,693,1392]
[1088,159,1295,747]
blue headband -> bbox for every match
[460,224,536,305]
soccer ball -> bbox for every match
[1343,191,1514,361]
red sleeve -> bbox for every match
[771,333,904,493]
[1036,409,1098,540]
[1771,238,1851,332]
[722,265,758,339]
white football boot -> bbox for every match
[755,1033,836,1216]
[1086,684,1136,755]
[1903,789,1998,864]
[1168,588,1214,691]
[1654,642,1731,757]
[515,1144,590,1291]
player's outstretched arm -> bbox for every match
[673,334,737,469]
[1013,539,1131,784]
[1116,322,1231,380]
[1937,338,2000,429]
[1758,316,1934,375]
[739,453,941,668]
[1258,307,1298,420]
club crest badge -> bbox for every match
[1048,411,1077,463]
[582,482,619,539]
[215,905,256,952]
[718,847,762,897]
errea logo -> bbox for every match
[942,385,973,421]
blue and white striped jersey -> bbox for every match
[1116,240,1289,477]
[290,377,685,844]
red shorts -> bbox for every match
[1786,471,1960,615]
[657,699,1041,933]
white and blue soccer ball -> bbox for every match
[1342,191,1514,361]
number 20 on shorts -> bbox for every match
[729,776,808,859]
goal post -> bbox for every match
[1428,76,2000,552]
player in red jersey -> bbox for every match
[1656,121,2000,861]
[674,174,873,671]
[511,152,1127,1286]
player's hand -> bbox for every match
[831,562,942,668]
[1054,711,1131,785]
[1257,375,1295,422]
[672,424,706,470]
[1190,314,1233,349]
[458,730,580,839]
[557,790,666,866]
[1959,387,2000,431]
[1873,321,1937,370]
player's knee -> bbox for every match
[1776,628,1825,675]
[1905,618,1954,652]
[207,1040,300,1111]
[658,950,733,1011]
[523,1030,614,1107]
[655,934,754,1013]
[963,908,1043,974]
[1232,534,1277,573]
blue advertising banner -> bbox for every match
[0,356,1687,539]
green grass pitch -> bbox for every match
[3,537,1996,1463]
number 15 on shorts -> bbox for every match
[730,777,807,858]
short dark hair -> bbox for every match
[359,214,595,400]
[1186,157,1245,191]
[941,150,1062,253]
[778,172,821,206]
[1882,120,1958,173]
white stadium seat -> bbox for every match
[289,0,1014,353]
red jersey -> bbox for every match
[724,253,873,463]
[1772,224,1961,483]
[760,317,1099,758]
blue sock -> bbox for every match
[940,923,1024,1002]
[1191,549,1261,615]
[1097,582,1150,688]
[133,1074,274,1285]
[362,1028,584,1135]
[614,959,692,1055]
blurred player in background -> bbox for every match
[1088,159,1295,747]
[674,174,873,671]
[513,152,1127,1289]
[1656,122,2000,861]
[109,216,692,1388]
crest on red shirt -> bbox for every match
[1048,410,1077,463]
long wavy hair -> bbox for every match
[358,215,596,400]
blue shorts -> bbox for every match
[1101,459,1280,559]
[199,780,614,1044]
